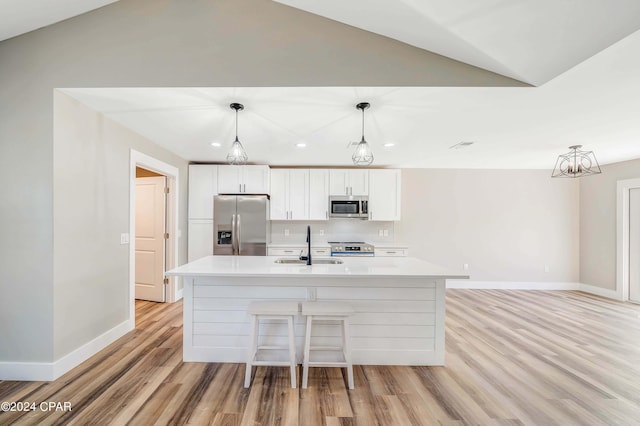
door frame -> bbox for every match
[129,150,180,320]
[616,177,640,301]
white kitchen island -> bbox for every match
[167,255,468,366]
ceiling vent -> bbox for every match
[450,141,475,149]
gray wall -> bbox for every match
[0,0,521,363]
[396,169,580,283]
[580,157,640,290]
[53,92,189,359]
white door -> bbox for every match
[188,219,214,262]
[630,188,640,303]
[369,169,401,221]
[270,169,289,220]
[329,169,348,195]
[243,165,270,194]
[288,169,309,220]
[349,169,369,196]
[217,165,243,193]
[135,176,166,302]
[309,169,329,220]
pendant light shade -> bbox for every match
[551,145,601,178]
[352,102,374,166]
[227,103,248,165]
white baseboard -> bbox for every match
[446,280,580,290]
[578,283,622,300]
[0,319,133,382]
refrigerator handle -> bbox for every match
[237,214,242,254]
[231,214,237,255]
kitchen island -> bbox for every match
[167,255,468,365]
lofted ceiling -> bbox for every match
[0,0,118,41]
[61,25,640,169]
[273,0,640,86]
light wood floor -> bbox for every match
[2,290,640,425]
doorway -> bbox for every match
[135,167,167,302]
[129,150,180,324]
[616,177,640,302]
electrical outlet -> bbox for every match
[284,229,289,236]
[319,230,324,236]
[544,265,550,273]
[463,263,469,270]
[383,229,389,237]
[120,233,130,245]
[378,229,384,236]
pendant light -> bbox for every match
[352,102,374,166]
[227,103,248,165]
[551,145,601,178]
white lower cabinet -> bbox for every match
[375,247,408,257]
[188,220,213,262]
[267,247,331,257]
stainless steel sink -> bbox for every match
[274,258,343,265]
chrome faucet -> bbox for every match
[299,225,312,265]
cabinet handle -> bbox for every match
[239,183,241,192]
[243,183,246,192]
[284,250,294,254]
[387,251,397,254]
[325,210,328,220]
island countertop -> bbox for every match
[166,255,468,279]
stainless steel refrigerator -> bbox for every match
[214,195,270,256]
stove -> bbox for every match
[329,241,375,257]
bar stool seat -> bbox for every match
[244,301,299,388]
[301,301,355,389]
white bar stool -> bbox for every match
[244,301,299,389]
[301,301,355,389]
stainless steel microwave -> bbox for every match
[329,196,369,219]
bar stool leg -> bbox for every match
[244,314,258,388]
[302,315,313,389]
[342,317,354,389]
[286,316,297,388]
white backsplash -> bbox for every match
[270,219,396,245]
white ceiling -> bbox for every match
[62,26,640,169]
[274,0,640,86]
[0,0,118,41]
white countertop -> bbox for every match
[167,255,468,279]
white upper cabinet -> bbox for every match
[369,169,401,221]
[329,169,369,196]
[270,169,309,220]
[188,165,218,219]
[217,165,270,194]
[309,169,329,221]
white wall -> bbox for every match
[53,91,189,360]
[0,0,520,365]
[580,157,640,291]
[396,169,580,283]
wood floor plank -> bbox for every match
[2,292,640,425]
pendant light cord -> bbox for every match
[361,106,365,140]
[235,108,239,140]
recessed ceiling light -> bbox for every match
[295,143,307,148]
[210,142,221,147]
[383,143,395,147]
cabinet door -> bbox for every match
[288,169,309,220]
[188,165,217,219]
[217,165,242,193]
[243,165,270,194]
[269,169,289,220]
[188,220,214,262]
[329,169,348,195]
[309,169,329,220]
[349,169,369,196]
[369,169,401,221]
